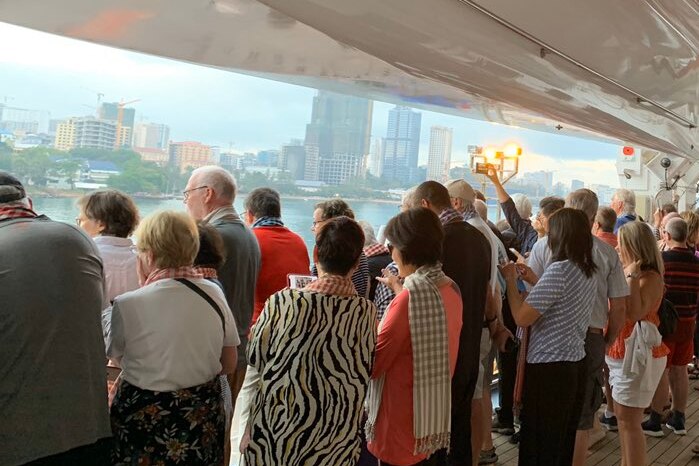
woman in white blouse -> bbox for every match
[76,189,140,303]
[104,210,239,466]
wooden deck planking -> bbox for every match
[491,382,699,465]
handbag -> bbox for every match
[657,298,678,338]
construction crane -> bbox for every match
[114,99,140,149]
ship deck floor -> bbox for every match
[494,382,699,466]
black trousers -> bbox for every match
[497,298,518,425]
[518,360,586,466]
[22,438,112,466]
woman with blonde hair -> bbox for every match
[606,221,668,466]
[104,211,239,465]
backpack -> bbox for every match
[657,298,679,338]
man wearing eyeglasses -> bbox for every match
[184,166,260,421]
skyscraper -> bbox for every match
[367,137,384,178]
[303,91,372,184]
[100,102,136,148]
[381,106,421,184]
[426,126,453,182]
[133,123,170,150]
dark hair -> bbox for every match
[316,216,364,275]
[194,222,226,269]
[77,189,139,237]
[385,208,444,267]
[315,199,354,220]
[595,207,617,233]
[414,181,451,211]
[547,208,597,277]
[540,196,565,218]
[474,189,486,202]
[662,203,677,216]
[244,187,281,218]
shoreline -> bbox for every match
[28,189,401,205]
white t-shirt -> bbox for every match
[94,236,139,303]
[104,278,240,391]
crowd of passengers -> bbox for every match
[2,165,699,466]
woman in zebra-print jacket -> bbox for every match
[243,216,378,466]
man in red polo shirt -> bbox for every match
[243,187,310,327]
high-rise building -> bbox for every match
[133,123,170,150]
[381,106,421,184]
[73,118,117,150]
[522,170,554,191]
[0,104,41,134]
[367,137,384,178]
[279,141,306,180]
[426,126,453,182]
[303,91,372,185]
[100,102,136,147]
[571,179,585,190]
[169,141,212,173]
[54,119,76,151]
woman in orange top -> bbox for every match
[367,208,463,466]
[606,221,669,466]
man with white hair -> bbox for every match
[184,166,261,410]
[0,171,112,465]
[611,188,637,233]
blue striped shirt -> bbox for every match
[525,260,596,364]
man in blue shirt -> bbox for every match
[611,188,637,233]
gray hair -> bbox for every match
[191,166,237,203]
[665,217,688,242]
[474,199,488,221]
[613,188,636,214]
[357,220,377,246]
[512,193,532,219]
[566,189,599,223]
[401,187,418,209]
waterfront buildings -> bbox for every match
[426,126,453,182]
[54,117,117,151]
[133,123,170,150]
[168,141,212,172]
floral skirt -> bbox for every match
[110,378,224,466]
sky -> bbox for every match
[0,21,623,187]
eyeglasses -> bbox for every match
[182,186,208,201]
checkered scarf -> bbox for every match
[252,216,284,228]
[461,206,478,222]
[0,205,38,222]
[143,266,203,286]
[303,274,357,297]
[366,263,452,456]
[438,207,463,226]
[193,266,219,279]
[364,243,390,258]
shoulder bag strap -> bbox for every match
[175,278,226,334]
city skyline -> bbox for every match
[0,21,624,187]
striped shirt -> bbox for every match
[662,247,699,319]
[525,260,596,363]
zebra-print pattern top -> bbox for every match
[244,288,377,466]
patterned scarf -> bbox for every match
[367,263,452,456]
[143,266,203,286]
[0,205,38,222]
[364,243,390,258]
[252,216,284,228]
[304,274,357,297]
[193,266,219,279]
[461,206,478,222]
[438,207,463,226]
